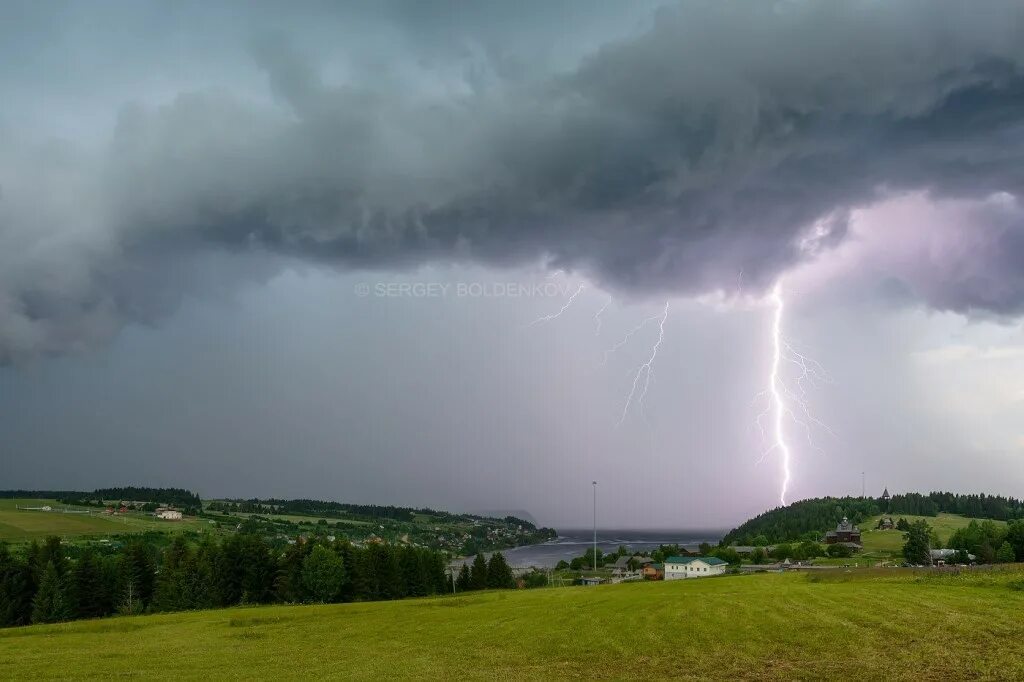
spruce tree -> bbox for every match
[152,536,191,613]
[456,564,471,591]
[70,549,106,619]
[350,547,376,601]
[378,545,403,600]
[0,544,32,627]
[487,552,515,589]
[470,553,488,590]
[32,560,70,624]
[275,542,310,604]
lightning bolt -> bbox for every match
[593,296,611,336]
[599,311,663,366]
[756,281,833,506]
[617,301,669,426]
[529,283,584,326]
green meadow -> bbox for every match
[4,569,1024,680]
[0,499,202,542]
[859,513,1005,554]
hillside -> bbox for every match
[0,492,555,555]
[859,513,1008,553]
[723,491,1024,545]
[0,499,203,541]
[4,570,1024,679]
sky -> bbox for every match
[2,0,1024,529]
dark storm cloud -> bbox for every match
[4,0,1024,360]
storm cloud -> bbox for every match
[4,0,1024,361]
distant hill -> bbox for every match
[723,491,1024,545]
[471,510,540,527]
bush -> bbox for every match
[826,544,854,558]
[522,570,548,588]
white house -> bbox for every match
[664,556,727,580]
[156,509,183,520]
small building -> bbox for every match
[664,556,728,580]
[877,517,894,530]
[930,548,975,564]
[731,545,776,555]
[156,509,183,520]
[611,555,654,576]
[580,577,604,586]
[642,562,665,580]
[824,517,861,545]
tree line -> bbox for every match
[887,492,1024,520]
[0,534,519,628]
[206,498,436,522]
[723,491,1024,545]
[452,552,520,590]
[722,497,880,544]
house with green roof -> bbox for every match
[664,556,727,580]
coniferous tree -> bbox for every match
[470,553,488,590]
[377,545,403,600]
[349,547,377,601]
[428,552,448,595]
[152,536,191,612]
[32,560,70,624]
[38,537,67,578]
[275,542,311,604]
[456,563,471,591]
[238,534,277,604]
[486,552,515,589]
[69,548,107,619]
[996,541,1015,563]
[117,542,155,614]
[399,547,428,598]
[0,544,32,627]
[182,536,218,609]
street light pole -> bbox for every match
[592,481,598,573]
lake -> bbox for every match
[498,528,727,568]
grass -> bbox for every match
[859,513,1005,554]
[5,569,1024,680]
[0,499,202,542]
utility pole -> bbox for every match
[592,481,598,573]
[861,472,865,498]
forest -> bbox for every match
[0,532,517,628]
[723,491,1024,544]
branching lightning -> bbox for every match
[755,281,833,506]
[593,296,611,336]
[599,311,663,366]
[617,301,669,426]
[529,283,584,326]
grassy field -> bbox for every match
[4,569,1024,680]
[0,499,203,542]
[212,509,373,527]
[859,513,1005,554]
